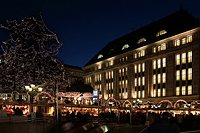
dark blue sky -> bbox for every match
[0,0,200,67]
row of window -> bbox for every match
[153,58,166,69]
[176,51,192,65]
[175,35,192,47]
[134,50,145,59]
[153,88,166,97]
[134,63,145,73]
[176,86,192,95]
[153,43,166,53]
[134,90,145,98]
[176,68,192,81]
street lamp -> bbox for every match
[25,84,43,113]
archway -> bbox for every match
[122,100,133,108]
[105,97,121,107]
[157,100,173,108]
[33,91,54,103]
[174,99,188,108]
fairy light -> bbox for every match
[0,13,70,91]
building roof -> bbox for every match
[84,9,200,67]
[64,64,83,71]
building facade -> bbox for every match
[83,9,200,109]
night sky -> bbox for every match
[0,0,200,67]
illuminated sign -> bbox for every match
[93,97,98,101]
[93,90,98,96]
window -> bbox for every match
[153,75,156,84]
[138,77,141,86]
[135,92,137,98]
[163,88,166,96]
[137,38,146,44]
[97,54,103,59]
[188,51,192,63]
[163,58,166,67]
[157,59,161,68]
[153,89,156,97]
[176,87,180,95]
[142,77,145,86]
[175,39,180,46]
[161,43,166,50]
[182,69,186,80]
[182,86,186,95]
[141,50,145,56]
[182,53,186,64]
[188,68,192,80]
[153,47,156,53]
[158,74,161,84]
[138,64,141,73]
[142,90,145,98]
[156,30,167,37]
[134,65,137,73]
[98,64,101,69]
[138,91,141,98]
[188,86,192,95]
[135,78,137,86]
[187,35,192,43]
[153,60,156,69]
[142,63,145,72]
[162,73,166,83]
[176,54,180,65]
[138,52,141,57]
[135,53,137,59]
[122,44,129,50]
[158,46,161,52]
[182,38,186,45]
[158,89,161,97]
[176,70,180,81]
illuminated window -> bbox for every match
[161,43,166,50]
[157,59,161,68]
[135,92,137,98]
[135,53,137,58]
[137,38,146,44]
[153,47,156,53]
[138,91,141,98]
[125,56,128,61]
[141,50,145,57]
[182,53,186,64]
[138,52,141,57]
[188,51,192,63]
[156,30,167,37]
[109,60,113,66]
[138,77,141,86]
[138,64,141,73]
[182,69,186,80]
[142,77,145,86]
[125,80,128,88]
[153,60,156,69]
[182,38,186,45]
[142,63,145,72]
[175,39,180,46]
[163,58,166,67]
[163,88,166,96]
[162,73,166,83]
[188,68,192,80]
[98,64,101,69]
[158,74,161,84]
[153,75,156,84]
[158,89,161,97]
[176,87,180,95]
[134,65,137,73]
[187,35,192,43]
[182,86,186,95]
[142,90,145,98]
[158,46,161,52]
[176,54,180,65]
[122,44,129,50]
[153,89,156,97]
[119,69,121,76]
[188,86,192,95]
[97,54,103,59]
[135,78,137,86]
[176,70,180,81]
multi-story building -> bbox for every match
[83,9,200,109]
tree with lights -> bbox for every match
[0,14,69,92]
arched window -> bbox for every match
[137,38,146,44]
[122,44,129,50]
[97,54,103,59]
[156,30,167,37]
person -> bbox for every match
[0,105,7,118]
[148,112,180,133]
[15,107,23,115]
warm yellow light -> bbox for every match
[31,84,35,88]
[29,87,32,91]
[25,86,29,90]
[38,87,43,91]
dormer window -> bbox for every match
[137,38,146,44]
[122,44,129,50]
[156,30,167,37]
[97,54,103,59]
